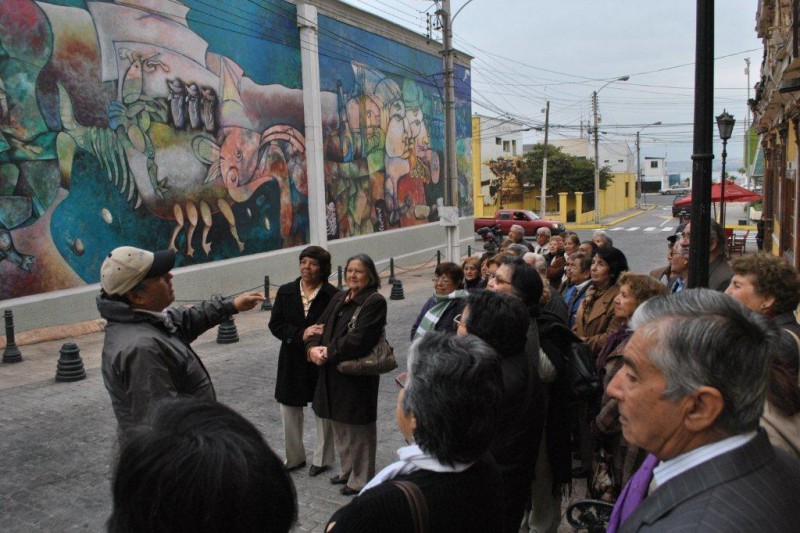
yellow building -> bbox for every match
[472,115,635,223]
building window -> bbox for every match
[496,137,502,145]
[503,140,510,152]
[650,161,659,168]
[604,159,610,164]
[618,159,624,163]
[512,140,517,156]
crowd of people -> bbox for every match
[97,221,800,531]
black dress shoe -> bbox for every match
[340,486,359,496]
[309,464,330,477]
[285,461,306,472]
[330,474,348,485]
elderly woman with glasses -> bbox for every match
[326,333,506,532]
[410,262,467,340]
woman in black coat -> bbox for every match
[268,246,338,476]
[306,254,387,496]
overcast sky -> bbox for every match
[340,0,762,167]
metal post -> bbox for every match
[388,258,396,285]
[337,265,343,290]
[720,138,728,227]
[688,0,715,289]
[437,250,442,266]
[593,91,600,224]
[260,275,273,311]
[3,309,22,363]
[745,57,751,188]
[467,245,472,256]
[540,100,550,219]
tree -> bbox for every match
[519,143,613,193]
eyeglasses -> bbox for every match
[488,272,511,285]
[432,276,454,285]
[395,371,408,389]
[453,313,465,328]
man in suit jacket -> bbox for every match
[606,289,800,532]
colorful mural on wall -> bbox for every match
[318,15,472,239]
[0,0,472,302]
[0,0,307,300]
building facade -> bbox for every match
[471,114,526,216]
[0,0,473,328]
[752,0,800,267]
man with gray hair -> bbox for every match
[533,227,551,254]
[592,229,613,249]
[606,289,800,532]
[501,224,535,253]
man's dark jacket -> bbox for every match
[97,293,236,436]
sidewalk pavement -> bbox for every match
[567,204,655,231]
[0,265,586,532]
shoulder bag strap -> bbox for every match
[348,292,378,330]
[392,480,429,533]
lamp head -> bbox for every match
[716,110,735,141]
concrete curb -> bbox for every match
[567,204,656,230]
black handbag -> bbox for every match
[336,293,397,376]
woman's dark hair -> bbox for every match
[435,261,465,288]
[594,246,629,285]
[464,289,529,359]
[108,400,297,533]
[580,240,599,254]
[299,246,332,279]
[501,256,543,317]
[402,332,504,465]
[346,253,381,289]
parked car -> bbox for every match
[660,184,692,195]
[672,194,690,218]
[473,209,565,236]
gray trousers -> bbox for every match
[280,404,334,469]
[331,420,377,491]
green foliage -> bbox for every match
[519,143,613,193]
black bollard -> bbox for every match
[388,258,396,285]
[390,279,405,300]
[337,265,343,290]
[216,318,240,344]
[261,275,273,311]
[436,250,441,266]
[2,309,22,364]
[55,343,86,382]
[467,245,472,257]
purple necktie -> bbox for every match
[606,453,659,533]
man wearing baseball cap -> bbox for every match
[97,246,265,439]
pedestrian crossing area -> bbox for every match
[608,226,679,233]
[606,225,758,243]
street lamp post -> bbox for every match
[540,101,550,219]
[636,121,662,209]
[716,110,735,228]
[593,76,629,224]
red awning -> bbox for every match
[673,182,762,207]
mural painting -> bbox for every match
[318,16,473,239]
[0,0,308,300]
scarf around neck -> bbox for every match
[413,289,468,340]
[360,443,474,495]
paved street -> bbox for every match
[0,207,674,533]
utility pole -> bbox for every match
[592,91,600,224]
[636,131,642,209]
[441,0,459,261]
[745,57,751,188]
[540,100,550,219]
